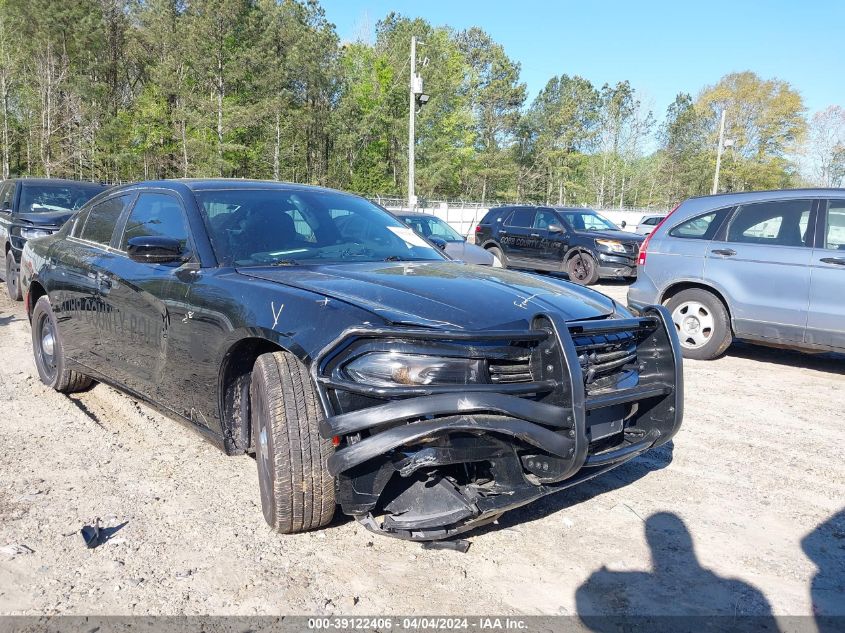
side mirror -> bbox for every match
[428,236,448,251]
[620,220,627,229]
[548,223,564,234]
[127,236,186,264]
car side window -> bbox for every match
[0,182,14,211]
[121,193,190,251]
[727,200,813,248]
[824,201,845,251]
[79,195,133,246]
[533,210,558,230]
[505,209,534,228]
[669,208,731,240]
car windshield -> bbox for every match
[19,183,105,213]
[398,215,464,242]
[559,210,619,231]
[196,189,446,267]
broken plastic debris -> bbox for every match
[421,539,470,553]
[80,517,129,549]
[0,544,34,557]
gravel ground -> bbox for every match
[0,280,843,617]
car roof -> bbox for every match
[100,178,354,198]
[686,188,845,204]
[9,178,106,187]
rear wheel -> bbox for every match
[665,289,732,360]
[6,251,22,301]
[31,296,93,392]
[565,251,600,285]
[250,350,335,533]
[486,245,506,268]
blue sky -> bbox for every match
[320,0,844,121]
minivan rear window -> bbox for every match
[668,207,732,240]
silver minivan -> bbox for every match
[627,189,845,359]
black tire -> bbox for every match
[665,288,732,360]
[565,251,600,285]
[31,296,93,392]
[486,245,506,268]
[250,350,335,533]
[6,251,22,301]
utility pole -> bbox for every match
[407,35,417,209]
[712,109,726,195]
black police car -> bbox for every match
[21,180,682,541]
[0,177,107,300]
[474,206,644,285]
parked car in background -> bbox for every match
[20,179,682,541]
[474,206,644,285]
[0,177,107,300]
[635,213,667,235]
[628,189,845,359]
[394,211,498,266]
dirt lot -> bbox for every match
[0,280,842,618]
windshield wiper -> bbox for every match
[384,255,406,262]
[269,259,298,266]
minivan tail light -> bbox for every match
[637,204,679,267]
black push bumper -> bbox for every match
[313,306,683,540]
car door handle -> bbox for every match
[711,248,736,257]
[820,257,845,266]
[530,233,540,238]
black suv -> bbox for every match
[0,177,107,300]
[21,180,682,541]
[475,206,644,285]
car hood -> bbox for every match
[443,241,494,265]
[239,261,616,329]
[575,229,644,242]
[16,209,75,227]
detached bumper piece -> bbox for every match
[314,307,683,540]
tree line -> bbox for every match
[0,0,842,207]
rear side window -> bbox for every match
[824,201,845,250]
[727,200,813,248]
[506,209,535,227]
[79,195,132,246]
[121,193,189,250]
[479,209,500,224]
[669,207,731,240]
[0,182,14,210]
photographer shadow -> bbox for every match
[575,512,779,632]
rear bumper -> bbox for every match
[313,307,683,540]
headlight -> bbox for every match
[595,239,626,253]
[20,227,52,240]
[345,352,483,387]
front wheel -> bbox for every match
[31,296,93,392]
[6,251,22,301]
[250,351,335,533]
[565,251,600,285]
[665,289,732,360]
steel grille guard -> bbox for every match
[309,305,684,540]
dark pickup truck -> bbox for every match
[0,178,107,300]
[475,206,644,285]
[20,180,683,541]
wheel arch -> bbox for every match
[217,334,307,455]
[26,278,48,321]
[660,281,734,328]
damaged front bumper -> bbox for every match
[313,305,683,540]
